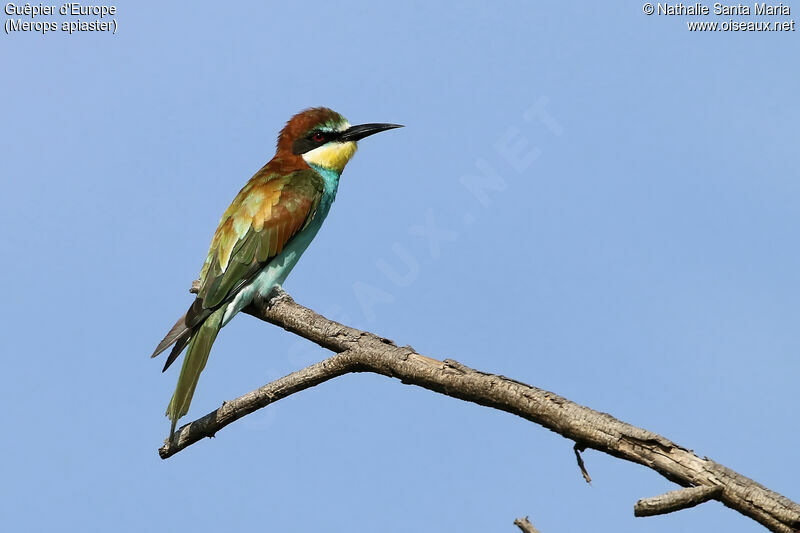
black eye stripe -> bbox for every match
[292,129,342,155]
[309,129,341,141]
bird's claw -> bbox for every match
[267,285,288,306]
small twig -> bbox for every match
[635,485,724,517]
[573,443,591,484]
[514,516,541,533]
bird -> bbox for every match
[151,107,402,437]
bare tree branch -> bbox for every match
[635,485,724,517]
[514,516,542,533]
[158,289,800,533]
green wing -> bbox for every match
[190,169,323,319]
[154,168,323,369]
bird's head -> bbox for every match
[277,107,402,174]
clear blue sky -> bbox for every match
[2,2,798,532]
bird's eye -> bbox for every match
[312,132,325,142]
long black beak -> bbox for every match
[338,123,403,142]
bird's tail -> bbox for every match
[165,307,225,436]
[151,312,191,360]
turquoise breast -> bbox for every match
[220,165,340,325]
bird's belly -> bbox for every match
[220,216,325,326]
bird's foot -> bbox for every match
[266,284,289,306]
[253,285,291,311]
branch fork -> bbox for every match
[158,287,800,533]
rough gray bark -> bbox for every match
[514,516,542,533]
[158,290,800,533]
[635,485,724,517]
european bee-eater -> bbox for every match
[152,107,401,436]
